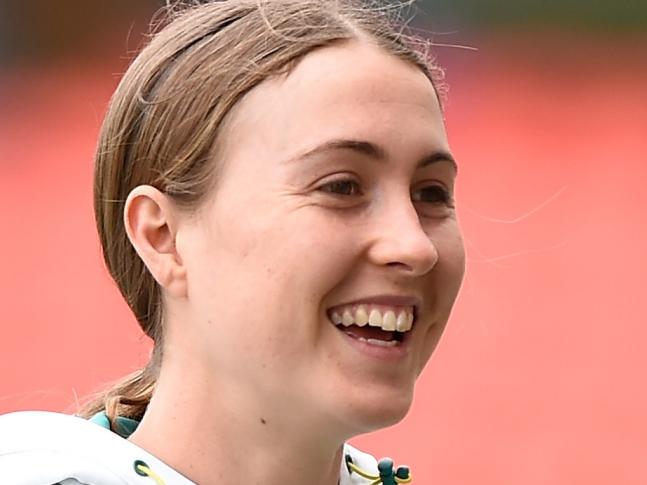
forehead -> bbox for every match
[220,40,446,165]
[281,39,437,108]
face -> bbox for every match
[175,40,465,437]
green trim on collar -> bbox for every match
[89,411,140,439]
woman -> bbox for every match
[0,1,465,483]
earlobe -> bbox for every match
[124,185,188,298]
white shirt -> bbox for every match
[0,411,381,485]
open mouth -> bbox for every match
[327,304,415,348]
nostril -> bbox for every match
[385,258,431,275]
[385,261,408,268]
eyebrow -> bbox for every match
[287,138,458,172]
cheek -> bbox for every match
[414,224,464,368]
[434,220,466,286]
[255,227,360,323]
[191,210,357,334]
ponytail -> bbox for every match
[77,348,161,430]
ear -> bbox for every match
[124,185,187,298]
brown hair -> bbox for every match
[82,0,444,427]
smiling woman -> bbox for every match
[0,1,464,484]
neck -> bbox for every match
[128,354,346,485]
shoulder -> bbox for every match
[0,410,109,444]
[0,411,195,485]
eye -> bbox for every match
[318,179,362,196]
[411,184,454,206]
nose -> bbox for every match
[366,197,439,277]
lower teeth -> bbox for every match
[356,337,398,348]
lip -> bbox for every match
[326,294,422,314]
[335,325,412,361]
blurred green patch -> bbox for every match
[1,0,645,67]
[420,0,647,32]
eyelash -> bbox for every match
[317,178,454,207]
[318,179,362,197]
[411,185,454,207]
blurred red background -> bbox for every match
[1,2,646,484]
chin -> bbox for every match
[336,384,415,436]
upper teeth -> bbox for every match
[330,306,414,332]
